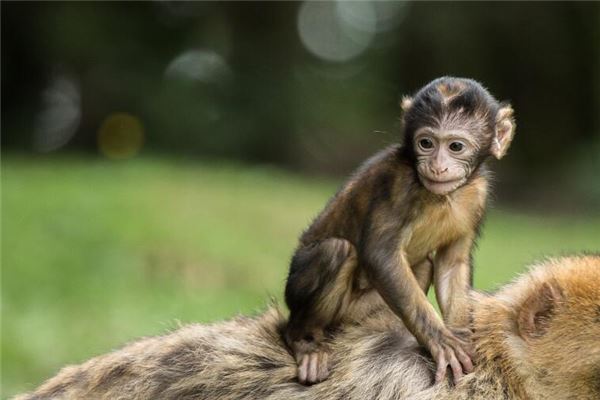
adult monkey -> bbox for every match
[284,77,516,384]
[16,255,600,400]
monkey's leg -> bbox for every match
[412,256,434,294]
[433,236,476,383]
[364,240,473,386]
[284,238,357,385]
[342,258,433,326]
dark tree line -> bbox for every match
[2,2,599,206]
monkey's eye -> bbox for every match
[418,138,434,150]
[449,142,465,152]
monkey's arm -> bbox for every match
[366,247,443,346]
[434,235,474,329]
[362,228,473,383]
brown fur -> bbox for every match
[437,81,466,105]
[284,77,515,383]
[16,255,600,400]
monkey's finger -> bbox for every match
[450,331,476,360]
[298,355,309,384]
[316,351,329,382]
[465,346,477,362]
[307,353,319,384]
[434,353,448,383]
[456,348,473,373]
[448,350,464,385]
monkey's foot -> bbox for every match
[430,330,474,385]
[292,340,330,385]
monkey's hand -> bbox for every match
[429,329,474,385]
[449,325,477,365]
[291,339,330,385]
[449,326,474,344]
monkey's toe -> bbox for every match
[297,351,330,385]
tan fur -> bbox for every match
[16,255,600,400]
[412,257,434,293]
[313,240,357,323]
[401,95,414,111]
[437,81,466,105]
[473,255,600,399]
[406,176,486,265]
[434,235,474,328]
[491,105,516,159]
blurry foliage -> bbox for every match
[2,1,599,206]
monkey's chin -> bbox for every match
[420,176,466,196]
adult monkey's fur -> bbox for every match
[16,255,600,400]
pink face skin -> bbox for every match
[413,128,478,196]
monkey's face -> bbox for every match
[402,77,516,196]
[413,128,478,195]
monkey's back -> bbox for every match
[299,144,416,247]
[15,307,434,400]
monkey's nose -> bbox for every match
[430,166,449,176]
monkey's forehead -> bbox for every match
[414,110,492,135]
[406,92,496,128]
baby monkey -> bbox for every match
[284,77,516,385]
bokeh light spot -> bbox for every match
[97,113,144,160]
[297,1,376,63]
[165,49,232,84]
[339,1,408,33]
[34,76,81,152]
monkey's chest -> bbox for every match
[405,206,470,265]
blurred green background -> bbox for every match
[2,1,599,397]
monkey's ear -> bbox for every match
[517,281,562,340]
[490,105,516,160]
[400,96,413,112]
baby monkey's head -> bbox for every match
[401,77,516,195]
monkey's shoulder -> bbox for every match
[300,145,409,243]
[319,145,408,207]
[352,144,404,175]
[343,145,413,196]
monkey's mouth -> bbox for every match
[420,176,466,195]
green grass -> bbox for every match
[2,156,599,397]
